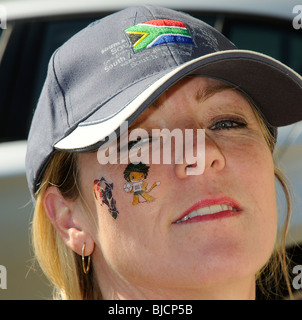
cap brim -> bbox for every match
[54,49,302,151]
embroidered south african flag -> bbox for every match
[125,19,194,52]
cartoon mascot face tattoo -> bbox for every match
[94,177,119,219]
[123,162,160,205]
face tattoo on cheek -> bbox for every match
[123,162,160,206]
[94,177,119,219]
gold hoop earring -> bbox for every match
[82,243,91,274]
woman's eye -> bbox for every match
[118,136,150,154]
[128,137,151,150]
[127,140,139,150]
[210,119,247,130]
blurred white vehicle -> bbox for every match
[0,0,301,299]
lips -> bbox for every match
[173,197,242,224]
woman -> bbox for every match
[26,6,302,299]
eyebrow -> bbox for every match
[130,82,237,130]
[195,83,236,102]
[150,82,236,111]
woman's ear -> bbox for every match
[43,186,94,256]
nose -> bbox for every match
[204,133,226,172]
[174,131,226,179]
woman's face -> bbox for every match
[77,77,277,298]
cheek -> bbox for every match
[222,132,273,181]
[227,140,278,260]
[92,165,166,276]
[92,174,130,258]
[232,141,276,207]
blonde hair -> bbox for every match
[238,88,294,299]
[31,88,294,300]
[32,152,102,299]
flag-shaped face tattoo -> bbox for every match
[125,19,194,52]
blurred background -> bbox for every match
[0,0,301,300]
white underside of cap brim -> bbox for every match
[54,52,204,150]
[54,55,195,150]
[54,50,300,151]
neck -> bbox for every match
[98,271,256,300]
[93,250,256,300]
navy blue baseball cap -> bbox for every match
[26,5,302,197]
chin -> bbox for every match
[167,239,273,289]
